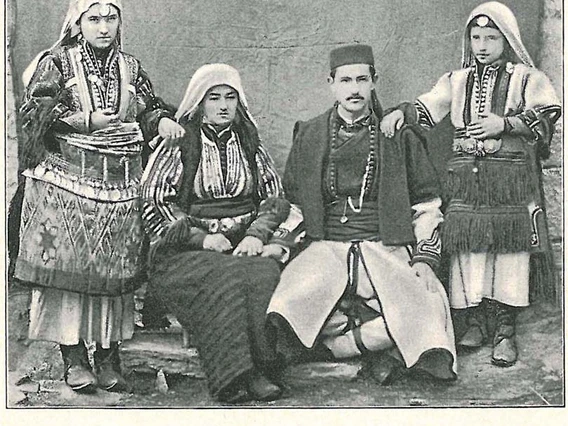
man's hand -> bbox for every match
[233,236,263,256]
[380,109,405,138]
[466,113,505,140]
[203,234,233,253]
[158,117,186,139]
[261,243,287,260]
[412,262,439,293]
[91,108,120,131]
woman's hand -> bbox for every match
[466,113,505,139]
[380,109,405,138]
[90,108,120,131]
[412,262,439,293]
[261,244,287,260]
[203,234,233,253]
[233,236,263,256]
[158,117,186,139]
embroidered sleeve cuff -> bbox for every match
[414,100,436,128]
[409,250,441,270]
[409,228,441,270]
[267,204,305,248]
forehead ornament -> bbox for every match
[99,4,111,17]
[475,16,490,27]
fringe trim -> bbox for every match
[529,251,559,304]
[442,210,532,253]
[445,157,538,206]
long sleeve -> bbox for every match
[505,69,561,160]
[18,54,74,170]
[401,126,443,269]
[140,141,208,256]
[134,65,176,143]
[410,198,443,269]
[245,144,290,243]
[415,72,454,128]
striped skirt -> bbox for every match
[149,250,281,398]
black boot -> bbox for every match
[60,341,97,393]
[217,369,282,404]
[457,304,487,349]
[94,342,129,392]
[491,302,518,367]
[245,369,283,402]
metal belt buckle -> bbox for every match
[208,220,220,234]
[453,138,502,156]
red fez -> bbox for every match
[330,44,374,70]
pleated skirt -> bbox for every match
[28,287,135,348]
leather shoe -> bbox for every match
[97,364,129,392]
[491,336,518,367]
[361,351,404,386]
[94,342,129,392]
[246,371,283,402]
[65,365,98,393]
[458,324,485,348]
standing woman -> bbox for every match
[13,0,184,393]
[380,2,561,367]
[141,64,289,403]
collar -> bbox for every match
[335,106,372,131]
[201,122,234,146]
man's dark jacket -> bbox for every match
[283,108,441,246]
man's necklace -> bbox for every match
[328,116,377,224]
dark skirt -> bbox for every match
[149,249,281,398]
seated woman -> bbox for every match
[141,64,290,403]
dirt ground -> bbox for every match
[7,288,564,408]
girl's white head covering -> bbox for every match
[175,63,257,126]
[462,1,534,68]
[22,0,123,87]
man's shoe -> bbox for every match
[60,343,98,393]
[94,342,129,392]
[361,350,404,386]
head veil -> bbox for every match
[175,63,258,129]
[462,1,534,68]
[22,0,123,87]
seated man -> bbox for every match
[266,44,457,384]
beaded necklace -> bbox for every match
[80,40,119,110]
[328,111,378,224]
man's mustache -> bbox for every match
[346,95,365,101]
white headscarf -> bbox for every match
[175,63,257,126]
[462,1,534,68]
[22,0,123,87]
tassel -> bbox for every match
[445,157,538,206]
[529,251,559,304]
[442,209,532,253]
